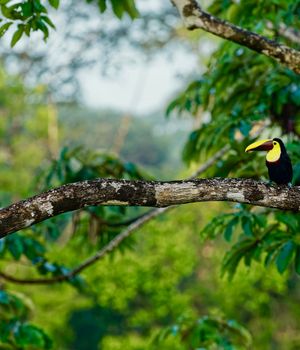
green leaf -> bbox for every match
[33,0,47,13]
[276,240,295,274]
[200,213,234,240]
[1,5,15,19]
[0,21,12,37]
[295,245,300,274]
[11,25,24,47]
[241,217,252,237]
[0,290,9,305]
[264,248,278,267]
[21,2,33,17]
[0,320,11,342]
[41,15,55,29]
[291,88,300,106]
[0,238,5,254]
[276,212,299,232]
[7,235,23,260]
[23,238,45,260]
[36,18,49,39]
[239,120,252,137]
[224,216,239,242]
[49,0,59,9]
[222,238,256,279]
[98,0,106,12]
[24,22,31,36]
[14,324,52,349]
[110,0,125,18]
[123,0,139,18]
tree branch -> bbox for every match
[278,24,300,46]
[0,177,299,238]
[86,209,152,227]
[171,0,300,74]
[0,144,230,285]
[190,145,229,178]
[266,22,300,46]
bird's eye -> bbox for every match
[273,142,277,145]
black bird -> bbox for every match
[245,138,293,185]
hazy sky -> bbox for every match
[76,0,199,115]
[79,50,198,115]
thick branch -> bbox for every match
[0,145,229,285]
[171,0,300,74]
[0,177,299,237]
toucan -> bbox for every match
[245,138,293,185]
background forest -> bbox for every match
[0,0,300,349]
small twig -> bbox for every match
[87,210,152,227]
[266,21,300,46]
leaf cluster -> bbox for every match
[208,0,300,34]
[200,203,300,279]
[0,0,139,46]
[86,0,139,19]
[0,290,52,349]
[0,0,58,45]
[155,314,252,350]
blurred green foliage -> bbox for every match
[0,0,300,349]
[10,205,300,350]
[0,0,139,46]
[0,67,52,204]
[57,105,189,178]
[0,290,51,349]
[155,315,252,349]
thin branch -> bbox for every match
[0,209,166,285]
[171,0,300,74]
[266,21,300,46]
[87,209,151,227]
[278,24,300,46]
[190,145,229,178]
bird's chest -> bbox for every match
[266,158,291,184]
[266,159,281,173]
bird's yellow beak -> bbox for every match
[245,139,274,152]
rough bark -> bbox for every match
[171,0,300,74]
[0,177,299,237]
[0,145,229,285]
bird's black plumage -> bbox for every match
[266,138,293,185]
